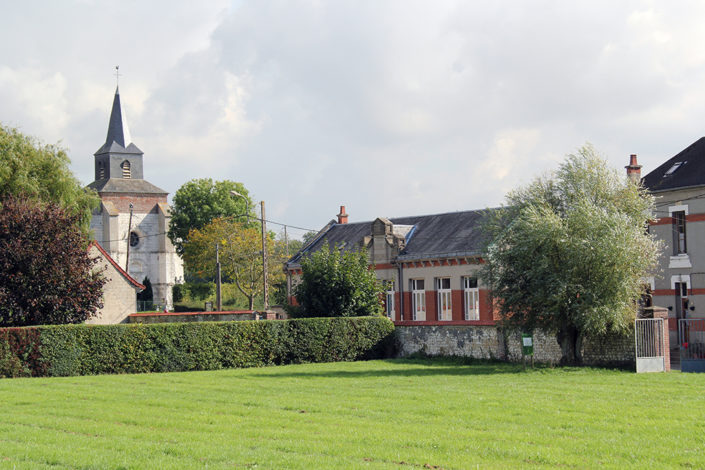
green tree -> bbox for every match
[0,197,106,326]
[482,145,661,364]
[137,277,153,304]
[301,231,318,246]
[291,244,383,318]
[168,178,254,254]
[0,124,100,231]
[182,218,286,310]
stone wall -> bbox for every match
[395,325,635,367]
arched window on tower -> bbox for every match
[121,160,131,179]
[98,161,105,179]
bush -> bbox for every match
[0,317,395,378]
[172,284,184,303]
[186,282,214,301]
[291,244,383,318]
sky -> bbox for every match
[2,1,705,239]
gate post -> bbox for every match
[651,306,670,371]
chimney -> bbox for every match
[625,154,642,183]
[337,205,348,224]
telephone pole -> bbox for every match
[261,201,269,311]
[125,202,134,271]
[216,243,222,311]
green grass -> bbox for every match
[0,359,703,469]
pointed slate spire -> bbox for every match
[105,86,132,148]
[95,86,142,156]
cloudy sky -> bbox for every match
[2,1,705,238]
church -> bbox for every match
[88,87,183,310]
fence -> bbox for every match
[634,318,666,373]
[679,319,705,373]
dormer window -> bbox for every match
[121,160,131,179]
[664,161,686,177]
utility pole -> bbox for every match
[284,225,289,257]
[261,201,269,311]
[125,202,134,271]
[216,243,222,311]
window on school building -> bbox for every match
[672,210,687,255]
[463,276,479,321]
[385,280,395,320]
[436,277,452,321]
[410,279,425,321]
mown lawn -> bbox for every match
[0,359,703,469]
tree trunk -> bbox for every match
[557,325,582,365]
[248,296,254,310]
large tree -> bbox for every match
[0,124,99,232]
[482,145,661,364]
[291,244,383,318]
[168,178,254,254]
[182,218,285,310]
[0,197,106,326]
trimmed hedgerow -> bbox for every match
[0,317,395,378]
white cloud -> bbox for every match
[3,1,705,234]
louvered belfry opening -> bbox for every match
[121,160,131,179]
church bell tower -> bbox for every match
[88,82,183,314]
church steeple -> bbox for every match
[95,87,142,156]
[92,85,145,182]
[105,86,132,149]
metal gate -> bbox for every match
[635,318,666,373]
[679,319,705,373]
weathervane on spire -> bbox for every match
[114,65,121,86]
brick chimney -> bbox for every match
[625,154,642,183]
[337,205,348,224]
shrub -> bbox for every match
[186,282,214,301]
[172,284,184,303]
[0,317,395,378]
[291,244,383,318]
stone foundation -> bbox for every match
[395,325,635,367]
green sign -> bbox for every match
[522,334,534,356]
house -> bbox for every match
[87,241,145,324]
[637,138,705,345]
[87,86,183,309]
[285,206,496,325]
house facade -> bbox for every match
[87,87,183,309]
[285,206,496,325]
[639,138,705,345]
[87,241,145,324]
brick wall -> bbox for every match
[396,325,635,367]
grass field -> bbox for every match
[0,359,703,469]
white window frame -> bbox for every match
[385,280,395,320]
[436,277,452,321]
[410,279,426,321]
[463,277,479,321]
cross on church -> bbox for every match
[114,65,121,86]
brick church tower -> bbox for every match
[88,87,183,310]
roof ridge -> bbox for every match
[88,240,145,290]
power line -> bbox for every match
[95,218,318,244]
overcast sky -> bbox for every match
[2,1,705,238]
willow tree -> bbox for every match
[482,145,661,364]
[0,124,99,232]
[182,218,284,310]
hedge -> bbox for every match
[0,316,395,378]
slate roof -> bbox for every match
[286,209,490,267]
[87,178,168,195]
[94,86,143,156]
[642,137,705,192]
